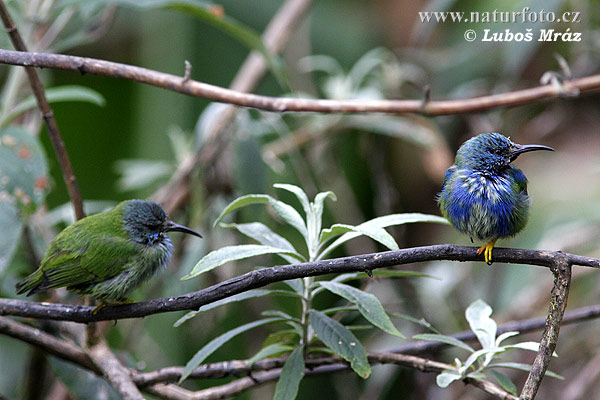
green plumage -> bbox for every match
[16,200,201,302]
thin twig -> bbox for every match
[152,0,314,213]
[520,255,572,399]
[0,50,598,117]
[1,245,598,323]
[0,2,85,220]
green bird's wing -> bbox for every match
[39,235,139,290]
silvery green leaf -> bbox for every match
[318,281,404,338]
[273,345,305,400]
[183,244,302,279]
[309,310,371,378]
[318,213,448,259]
[173,289,274,327]
[320,224,398,252]
[179,317,283,383]
[465,299,497,350]
[495,331,520,346]
[503,342,558,357]
[436,371,462,388]
[391,313,441,334]
[274,184,310,216]
[488,362,564,380]
[412,334,475,353]
[220,222,304,263]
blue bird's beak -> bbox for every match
[165,221,202,238]
[510,143,554,162]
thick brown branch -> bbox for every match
[0,49,597,117]
[0,2,85,220]
[1,245,598,323]
[520,256,572,399]
[88,340,144,400]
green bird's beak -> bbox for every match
[165,221,202,238]
[510,143,554,162]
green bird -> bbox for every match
[16,200,201,303]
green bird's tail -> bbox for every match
[15,269,45,296]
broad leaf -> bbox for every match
[436,370,462,388]
[465,299,497,350]
[309,310,371,378]
[0,127,48,271]
[273,345,305,400]
[318,282,404,338]
[174,289,274,327]
[412,334,475,353]
[179,317,283,383]
[184,244,301,279]
[247,343,294,366]
[318,213,448,259]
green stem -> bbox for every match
[300,276,313,355]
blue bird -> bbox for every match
[438,133,553,264]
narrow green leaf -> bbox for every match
[488,370,518,396]
[247,343,294,366]
[488,362,564,380]
[391,313,441,334]
[495,331,520,346]
[320,223,398,251]
[309,310,371,378]
[273,345,305,400]
[282,279,304,296]
[318,282,404,338]
[220,222,304,263]
[174,289,274,327]
[462,348,504,373]
[214,194,271,226]
[179,317,283,383]
[274,183,310,216]
[412,334,475,353]
[183,244,300,279]
[503,342,558,357]
[318,213,448,259]
[214,194,307,237]
[3,86,105,126]
[436,370,462,388]
[465,299,497,350]
[330,269,437,285]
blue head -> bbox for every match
[122,200,202,246]
[455,132,554,173]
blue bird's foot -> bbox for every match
[92,299,134,315]
[477,239,497,265]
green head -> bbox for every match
[122,200,202,246]
[455,132,554,173]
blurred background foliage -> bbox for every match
[1,0,599,399]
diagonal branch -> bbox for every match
[0,1,85,220]
[1,245,598,323]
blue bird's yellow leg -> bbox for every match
[477,239,497,264]
[92,299,133,315]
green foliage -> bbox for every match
[414,299,563,395]
[179,184,447,397]
[0,127,48,272]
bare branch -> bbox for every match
[1,245,598,323]
[0,49,597,117]
[521,255,572,399]
[0,2,85,220]
[88,340,144,400]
